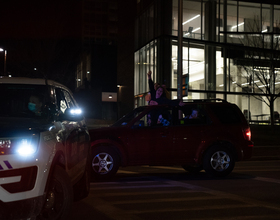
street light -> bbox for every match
[0,48,7,75]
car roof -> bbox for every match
[0,76,67,89]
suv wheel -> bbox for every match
[91,147,120,180]
[203,146,235,177]
[38,165,73,220]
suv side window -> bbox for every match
[147,107,173,127]
[176,105,209,125]
[133,107,173,127]
[210,105,241,124]
[55,88,76,113]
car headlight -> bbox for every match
[16,139,38,156]
[0,135,39,156]
[70,108,82,115]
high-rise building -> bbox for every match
[134,0,280,124]
[75,0,119,120]
[75,0,136,120]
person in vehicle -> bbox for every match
[185,109,199,119]
[28,95,43,116]
[147,70,185,107]
[146,70,161,104]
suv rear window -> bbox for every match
[210,105,241,124]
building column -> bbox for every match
[235,66,242,109]
[157,36,172,88]
[204,0,217,99]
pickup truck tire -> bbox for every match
[38,165,73,220]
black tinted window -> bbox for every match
[177,105,209,125]
[112,107,146,126]
[55,88,76,113]
[210,105,241,124]
[0,84,47,118]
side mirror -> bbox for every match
[60,108,84,121]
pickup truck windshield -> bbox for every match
[0,84,48,118]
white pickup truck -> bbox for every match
[0,77,91,220]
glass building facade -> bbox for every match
[134,0,280,124]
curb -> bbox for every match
[251,145,280,161]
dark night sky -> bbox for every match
[0,0,82,39]
[0,0,83,89]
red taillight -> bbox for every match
[243,128,251,141]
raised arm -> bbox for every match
[147,71,155,93]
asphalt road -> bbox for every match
[69,160,280,220]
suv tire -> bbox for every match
[38,165,73,220]
[203,146,235,177]
[91,146,120,180]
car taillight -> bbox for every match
[243,127,251,141]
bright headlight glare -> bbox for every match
[16,138,38,157]
[70,108,82,115]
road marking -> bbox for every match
[89,165,280,219]
[117,170,138,174]
[90,183,185,190]
[89,177,280,219]
[254,176,280,184]
[151,176,280,212]
[124,204,257,215]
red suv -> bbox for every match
[89,100,253,179]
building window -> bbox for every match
[134,40,158,97]
[135,0,280,125]
[171,43,205,95]
[172,0,203,40]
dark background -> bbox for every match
[0,0,136,120]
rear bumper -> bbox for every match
[241,141,254,160]
[0,195,44,220]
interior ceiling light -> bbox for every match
[184,27,200,36]
[183,14,200,25]
[231,22,244,30]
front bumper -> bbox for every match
[0,166,37,193]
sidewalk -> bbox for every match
[250,145,280,161]
[250,125,280,160]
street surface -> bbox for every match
[70,160,280,220]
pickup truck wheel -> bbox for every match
[91,147,120,180]
[38,165,73,220]
[203,146,235,177]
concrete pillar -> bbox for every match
[204,0,217,99]
[235,66,242,109]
